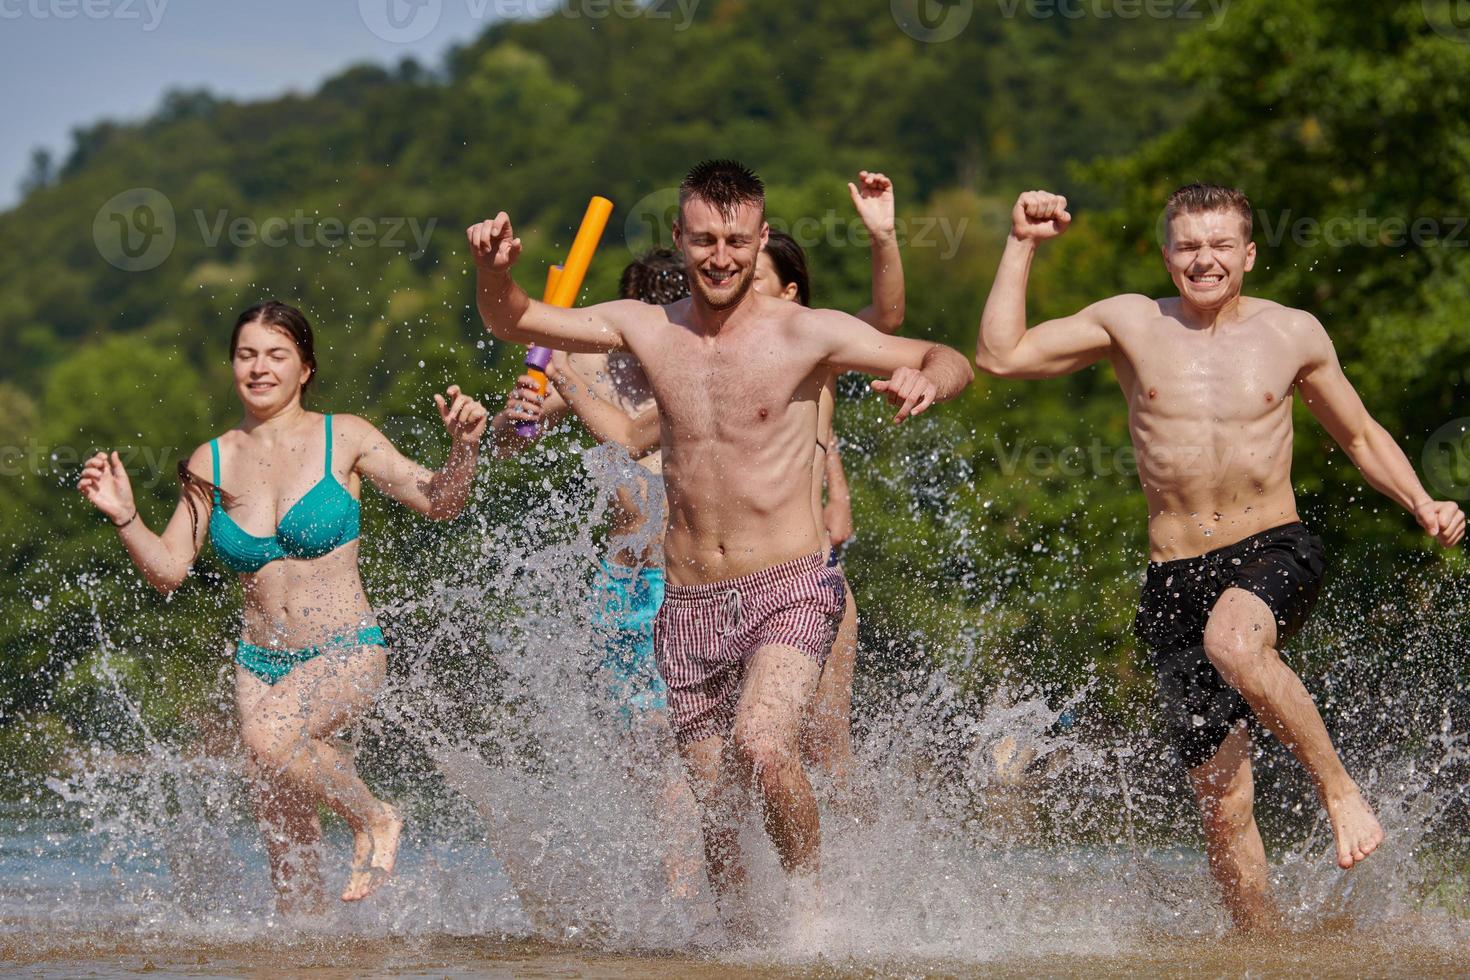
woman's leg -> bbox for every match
[801,580,858,784]
[246,754,326,913]
[235,643,403,903]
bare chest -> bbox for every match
[1117,326,1300,427]
[638,329,811,442]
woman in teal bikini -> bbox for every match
[77,300,488,910]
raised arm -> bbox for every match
[547,351,661,457]
[467,212,639,354]
[342,386,488,521]
[849,171,906,334]
[812,309,973,423]
[1296,317,1465,548]
[976,191,1114,380]
[78,445,211,594]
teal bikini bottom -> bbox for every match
[236,625,386,685]
[590,560,667,720]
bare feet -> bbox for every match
[1325,784,1383,870]
[341,803,403,901]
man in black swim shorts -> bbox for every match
[1136,523,1326,770]
[976,184,1465,931]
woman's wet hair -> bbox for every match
[620,248,691,305]
[179,300,318,538]
[762,230,811,307]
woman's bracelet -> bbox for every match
[111,510,138,530]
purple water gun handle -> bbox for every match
[513,346,555,439]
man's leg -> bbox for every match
[802,581,858,782]
[1204,588,1383,869]
[677,732,748,902]
[730,645,823,876]
[1188,724,1277,932]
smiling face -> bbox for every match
[1162,208,1257,311]
[673,195,767,311]
[231,319,311,413]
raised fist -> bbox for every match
[1012,191,1072,242]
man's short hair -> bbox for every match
[1164,183,1253,242]
[679,159,765,221]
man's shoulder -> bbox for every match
[782,302,865,337]
[1240,297,1325,336]
[1094,293,1164,331]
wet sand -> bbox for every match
[4,929,1470,979]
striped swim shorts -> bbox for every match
[654,551,847,746]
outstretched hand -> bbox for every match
[1415,500,1466,548]
[871,367,937,424]
[465,212,522,274]
[849,171,896,240]
[77,451,136,525]
[1012,190,1071,241]
[436,385,490,446]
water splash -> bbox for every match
[5,426,1470,971]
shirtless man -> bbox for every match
[975,184,1466,931]
[543,172,909,789]
[467,160,972,911]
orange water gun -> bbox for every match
[515,196,614,437]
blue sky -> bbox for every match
[0,0,511,209]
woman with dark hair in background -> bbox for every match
[78,300,489,911]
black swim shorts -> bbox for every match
[1133,522,1327,770]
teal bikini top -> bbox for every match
[208,414,361,574]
